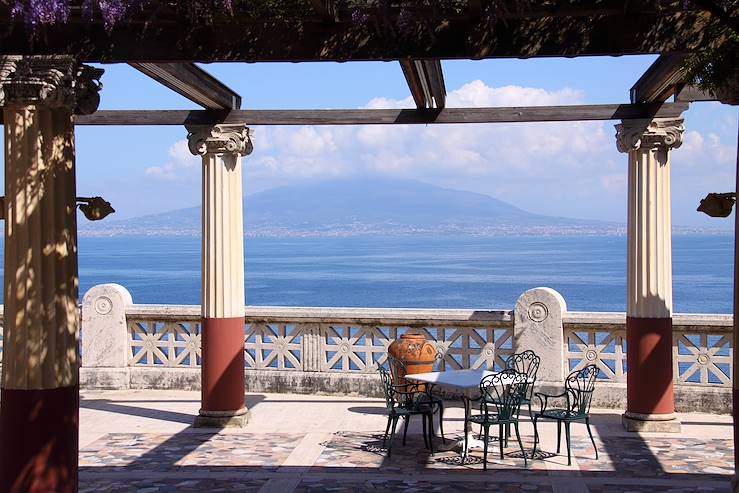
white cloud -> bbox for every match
[144,141,199,180]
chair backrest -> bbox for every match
[564,365,599,415]
[505,350,541,397]
[377,366,397,412]
[479,369,528,420]
[387,354,407,385]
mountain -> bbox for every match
[80,177,621,237]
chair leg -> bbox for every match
[421,414,428,449]
[403,415,410,446]
[462,414,469,464]
[514,422,527,467]
[565,421,572,466]
[383,416,392,447]
[387,416,399,458]
[498,423,504,460]
[483,424,489,471]
[427,412,435,454]
[585,417,598,460]
[531,416,539,459]
[556,420,562,454]
[437,401,445,441]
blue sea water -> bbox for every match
[60,235,735,314]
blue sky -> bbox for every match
[20,56,739,227]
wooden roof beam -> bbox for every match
[399,59,446,109]
[309,0,338,22]
[31,102,690,126]
[129,62,241,110]
[630,53,689,103]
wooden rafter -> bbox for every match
[309,0,338,21]
[129,62,241,109]
[630,54,689,103]
[630,53,720,104]
[399,59,446,109]
[20,102,690,126]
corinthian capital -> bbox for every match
[615,118,684,153]
[1,56,103,114]
[186,124,254,156]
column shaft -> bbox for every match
[0,56,102,493]
[188,124,252,427]
[616,118,683,432]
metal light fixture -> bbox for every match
[77,196,115,221]
[697,192,737,218]
[0,196,114,221]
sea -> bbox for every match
[53,234,735,314]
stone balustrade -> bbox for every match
[0,284,733,412]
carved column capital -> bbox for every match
[615,118,684,153]
[186,124,254,157]
[1,56,103,114]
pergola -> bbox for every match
[0,1,736,492]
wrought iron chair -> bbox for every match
[505,350,541,417]
[482,350,541,438]
[463,369,529,469]
[387,354,445,441]
[377,366,435,457]
[531,365,600,465]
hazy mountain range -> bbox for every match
[81,178,627,237]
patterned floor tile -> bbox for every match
[295,478,552,492]
[80,432,303,471]
[80,478,267,493]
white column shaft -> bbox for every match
[188,124,252,319]
[617,118,684,318]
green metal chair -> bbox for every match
[482,350,541,439]
[387,354,445,441]
[505,350,541,417]
[377,366,435,457]
[463,369,529,469]
[531,365,600,465]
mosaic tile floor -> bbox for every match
[78,430,733,492]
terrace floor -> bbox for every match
[79,390,734,492]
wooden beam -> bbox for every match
[0,10,712,62]
[34,103,691,126]
[630,54,689,103]
[129,62,241,109]
[674,84,720,102]
[309,0,338,21]
[399,59,446,109]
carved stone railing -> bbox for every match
[123,304,515,373]
[563,312,733,387]
[0,283,729,413]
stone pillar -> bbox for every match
[0,57,103,492]
[187,124,252,427]
[616,118,684,433]
[513,287,567,383]
[80,284,133,389]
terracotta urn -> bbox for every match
[387,332,437,382]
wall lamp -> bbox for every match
[0,196,115,221]
[697,193,736,218]
[76,197,115,221]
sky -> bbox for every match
[6,56,739,227]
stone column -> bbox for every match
[0,57,102,492]
[616,118,684,433]
[187,124,252,427]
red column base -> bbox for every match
[0,385,78,493]
[198,316,247,427]
[624,316,680,432]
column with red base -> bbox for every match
[187,124,252,427]
[0,57,103,492]
[616,118,684,432]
